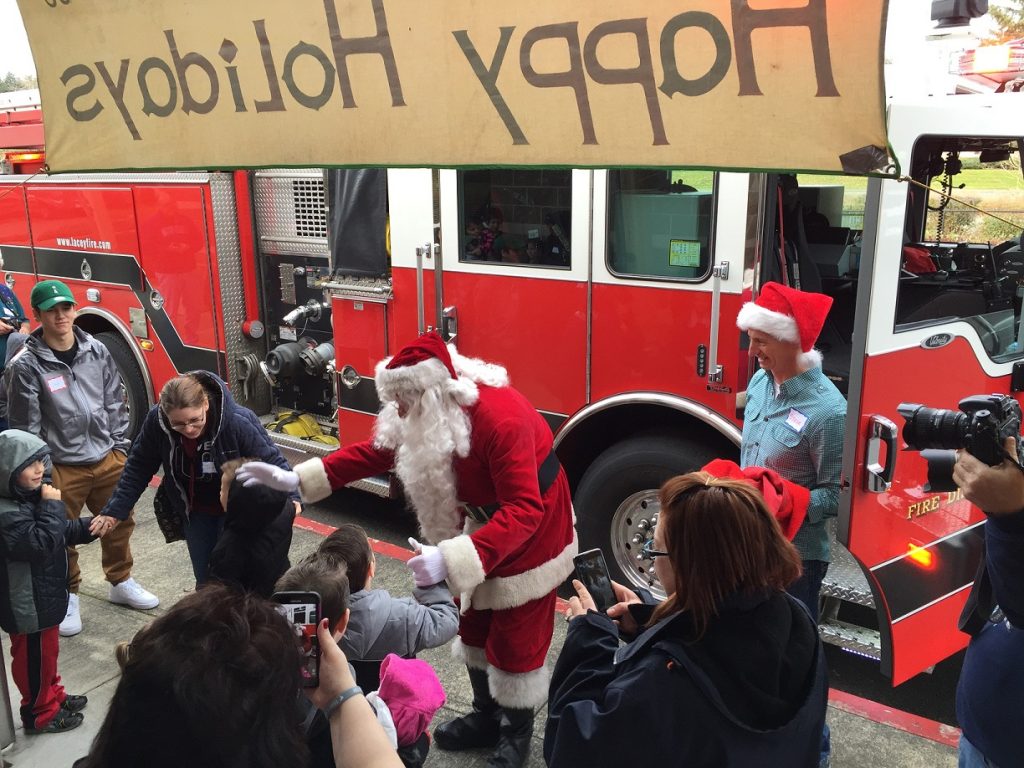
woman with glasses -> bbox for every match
[94,371,299,586]
[544,472,827,768]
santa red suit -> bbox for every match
[292,333,577,712]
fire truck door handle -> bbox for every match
[865,415,898,493]
[707,261,729,384]
[442,306,458,344]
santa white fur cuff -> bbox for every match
[438,535,486,595]
[294,458,333,504]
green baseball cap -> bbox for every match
[30,280,77,311]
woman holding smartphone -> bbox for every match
[545,472,828,768]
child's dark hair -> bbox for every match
[275,559,350,633]
[315,524,373,593]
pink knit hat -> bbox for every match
[377,654,446,747]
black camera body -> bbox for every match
[897,395,1024,490]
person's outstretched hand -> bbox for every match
[407,537,449,587]
[235,462,300,492]
[304,619,357,710]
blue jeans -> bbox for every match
[789,560,831,766]
[959,735,1001,768]
[184,512,225,587]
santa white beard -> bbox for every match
[373,386,472,545]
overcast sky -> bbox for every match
[0,0,1006,78]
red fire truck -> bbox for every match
[0,90,44,175]
[2,93,1023,685]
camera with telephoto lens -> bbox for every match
[897,395,1024,491]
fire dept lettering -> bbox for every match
[19,0,889,173]
[905,490,967,520]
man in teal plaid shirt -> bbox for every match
[737,282,845,768]
[737,281,846,620]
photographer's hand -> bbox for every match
[953,438,1024,516]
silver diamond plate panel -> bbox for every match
[209,173,272,415]
[253,169,329,258]
[822,525,876,607]
[267,431,338,458]
[819,619,882,659]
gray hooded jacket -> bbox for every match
[0,430,94,634]
[341,583,459,663]
[4,327,130,465]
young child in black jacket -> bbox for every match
[0,430,101,733]
[208,458,295,598]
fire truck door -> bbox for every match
[589,171,747,410]
[433,169,590,422]
[841,111,1024,683]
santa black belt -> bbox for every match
[461,450,561,524]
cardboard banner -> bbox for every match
[18,0,890,174]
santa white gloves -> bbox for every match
[235,461,300,493]
[407,538,449,587]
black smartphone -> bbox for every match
[573,548,616,613]
[273,591,321,687]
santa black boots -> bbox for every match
[487,706,534,768]
[434,667,501,750]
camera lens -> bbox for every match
[897,403,968,450]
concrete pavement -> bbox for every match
[0,486,960,767]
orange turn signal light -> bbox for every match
[907,543,934,569]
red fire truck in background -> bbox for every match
[0,91,45,175]
[2,91,1024,685]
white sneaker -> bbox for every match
[108,578,159,610]
[59,594,82,637]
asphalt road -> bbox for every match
[303,486,963,729]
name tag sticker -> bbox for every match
[202,461,217,475]
[786,408,808,432]
[46,375,67,393]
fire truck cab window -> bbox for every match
[895,136,1024,362]
[606,170,714,281]
[458,169,571,268]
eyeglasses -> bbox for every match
[641,539,669,559]
[169,414,206,432]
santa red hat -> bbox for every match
[700,459,809,541]
[736,282,832,363]
[374,331,484,407]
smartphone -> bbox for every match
[273,591,321,687]
[573,548,616,613]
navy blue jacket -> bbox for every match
[0,431,94,634]
[545,592,827,768]
[101,371,297,523]
[956,510,1024,768]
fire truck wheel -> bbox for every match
[574,434,717,598]
[95,331,149,441]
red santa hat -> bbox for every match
[736,282,832,365]
[374,331,481,407]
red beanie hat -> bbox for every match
[736,282,832,353]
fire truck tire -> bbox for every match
[574,434,719,596]
[94,331,149,441]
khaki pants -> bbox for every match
[52,450,135,592]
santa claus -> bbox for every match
[239,331,576,768]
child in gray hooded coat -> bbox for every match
[305,524,458,690]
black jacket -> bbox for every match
[0,431,95,634]
[207,481,294,599]
[101,371,297,523]
[545,591,827,768]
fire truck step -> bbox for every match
[818,618,882,660]
[822,529,876,608]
